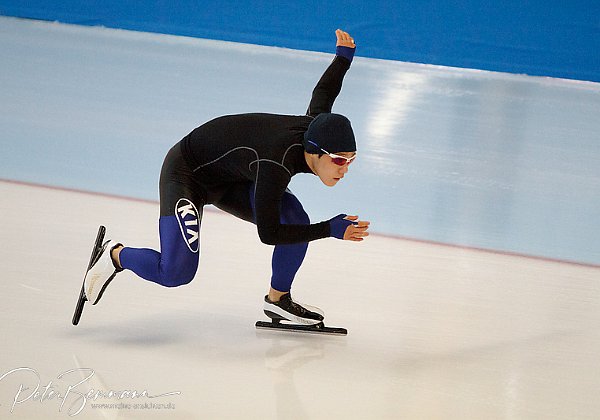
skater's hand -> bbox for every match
[335,29,356,49]
[335,29,356,63]
[341,215,370,241]
[328,214,370,241]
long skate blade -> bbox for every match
[255,321,347,336]
[72,287,87,326]
[72,225,106,326]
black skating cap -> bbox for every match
[303,113,356,154]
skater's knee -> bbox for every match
[160,273,195,287]
[159,266,196,287]
[280,201,309,225]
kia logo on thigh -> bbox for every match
[175,198,200,253]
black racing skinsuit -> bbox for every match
[161,55,351,245]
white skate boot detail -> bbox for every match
[295,300,324,318]
[84,240,121,305]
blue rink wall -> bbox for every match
[0,0,599,82]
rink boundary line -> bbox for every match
[2,177,599,271]
[372,231,600,270]
[0,177,221,212]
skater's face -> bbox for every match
[308,151,356,187]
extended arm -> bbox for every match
[306,29,356,117]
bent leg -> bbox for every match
[214,184,310,293]
[119,212,201,287]
[119,143,204,287]
[270,191,310,292]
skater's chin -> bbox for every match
[322,178,339,187]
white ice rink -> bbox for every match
[1,17,600,419]
[3,180,600,419]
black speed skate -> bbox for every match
[256,293,347,336]
[264,293,324,325]
[72,226,122,325]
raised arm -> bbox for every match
[306,29,356,117]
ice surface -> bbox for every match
[1,180,600,418]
